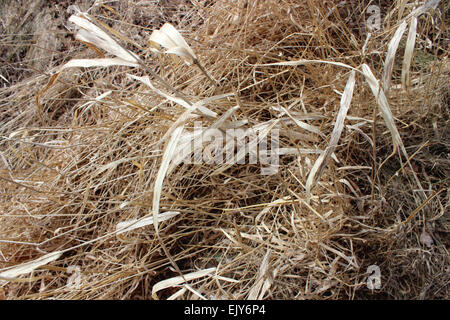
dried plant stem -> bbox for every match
[194,59,218,87]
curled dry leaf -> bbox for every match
[55,14,140,72]
[149,23,217,86]
[149,23,197,64]
[69,14,138,64]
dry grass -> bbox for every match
[0,0,448,300]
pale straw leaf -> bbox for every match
[383,21,407,95]
[128,74,217,118]
[129,74,191,108]
[362,64,425,195]
[401,17,418,90]
[150,23,217,85]
[159,23,197,59]
[362,64,403,151]
[165,47,195,62]
[168,106,240,174]
[0,251,62,281]
[153,126,185,234]
[115,211,180,235]
[93,157,138,177]
[255,59,357,71]
[154,90,233,150]
[69,14,138,63]
[149,23,197,62]
[59,58,138,71]
[157,93,234,149]
[183,284,208,300]
[407,0,441,19]
[305,71,356,199]
[212,275,240,283]
[152,267,216,298]
[158,106,200,149]
[279,106,325,137]
[167,287,187,300]
[248,249,272,300]
[149,29,178,50]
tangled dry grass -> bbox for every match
[0,0,448,300]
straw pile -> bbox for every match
[0,0,448,299]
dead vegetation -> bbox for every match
[0,0,448,300]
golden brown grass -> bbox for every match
[0,0,448,299]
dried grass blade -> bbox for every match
[152,267,216,298]
[319,243,358,268]
[153,126,184,231]
[279,106,325,137]
[364,62,426,197]
[165,47,195,61]
[149,23,197,64]
[115,211,180,235]
[0,251,62,281]
[59,58,138,70]
[151,126,186,286]
[362,64,403,152]
[150,23,216,85]
[69,14,138,63]
[305,71,356,199]
[383,21,407,95]
[401,17,418,90]
[168,106,239,174]
[149,30,177,49]
[248,250,271,300]
[167,287,187,300]
[128,74,217,118]
[159,23,197,59]
[408,0,441,19]
[255,59,357,71]
[35,73,60,122]
[159,106,199,149]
